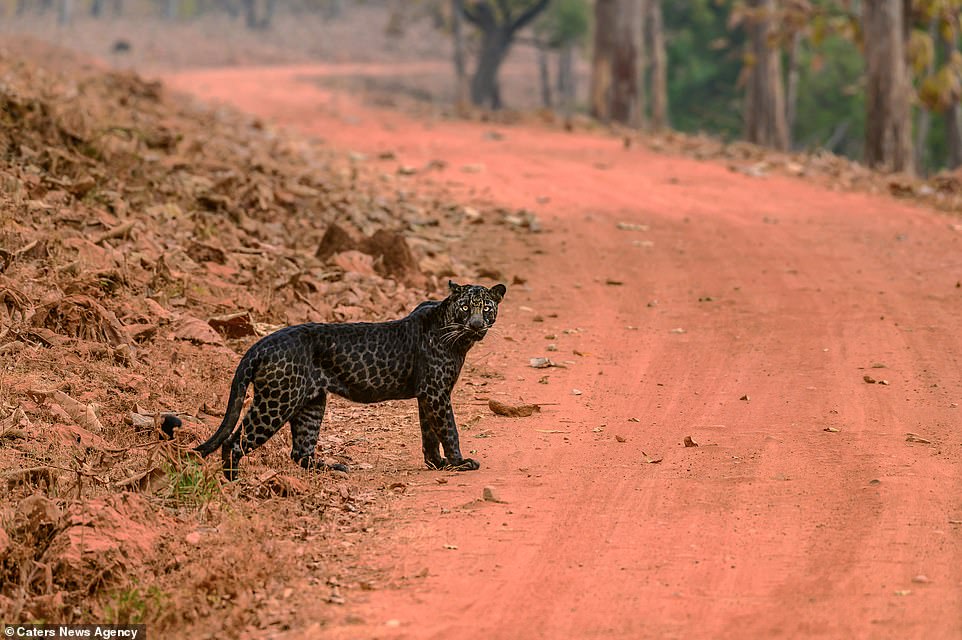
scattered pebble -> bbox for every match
[616,222,649,231]
[530,357,562,369]
[683,436,699,447]
[571,389,583,396]
[911,575,930,584]
[615,435,627,443]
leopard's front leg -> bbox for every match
[417,394,479,471]
[417,396,445,469]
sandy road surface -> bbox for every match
[163,64,962,639]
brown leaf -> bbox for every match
[488,399,541,417]
[172,315,225,346]
[32,388,105,434]
[208,311,256,339]
[32,295,130,349]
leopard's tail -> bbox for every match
[194,354,256,457]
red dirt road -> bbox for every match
[164,65,962,639]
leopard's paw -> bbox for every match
[445,457,480,471]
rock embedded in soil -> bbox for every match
[482,486,506,503]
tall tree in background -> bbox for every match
[610,0,644,125]
[58,0,73,25]
[451,0,470,109]
[742,0,789,150]
[862,0,914,173]
[591,0,618,119]
[460,0,551,109]
[242,0,276,29]
[648,0,669,129]
[591,0,645,125]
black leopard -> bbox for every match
[195,281,507,480]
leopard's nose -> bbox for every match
[468,317,485,331]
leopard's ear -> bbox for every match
[448,280,463,295]
[489,284,506,302]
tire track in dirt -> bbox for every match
[163,65,962,639]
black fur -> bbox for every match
[195,282,506,480]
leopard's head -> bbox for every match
[442,281,507,343]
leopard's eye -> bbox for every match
[483,303,493,311]
[460,304,469,312]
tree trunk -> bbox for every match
[609,0,642,125]
[538,42,553,109]
[743,0,789,150]
[633,0,648,128]
[452,0,469,109]
[785,29,802,148]
[862,0,913,173]
[164,0,178,19]
[648,0,668,130]
[58,0,73,25]
[91,0,104,17]
[944,13,962,169]
[323,0,343,20]
[558,43,575,123]
[461,0,549,109]
[591,0,618,120]
[471,28,511,109]
[263,0,275,27]
[242,0,254,27]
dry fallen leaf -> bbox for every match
[529,357,564,369]
[172,315,225,346]
[208,311,257,338]
[488,399,541,417]
[905,433,932,444]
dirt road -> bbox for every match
[164,65,962,639]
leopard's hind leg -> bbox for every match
[221,389,295,480]
[289,392,348,472]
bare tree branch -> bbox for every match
[461,0,494,29]
[509,0,550,34]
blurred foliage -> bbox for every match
[534,0,590,48]
[664,0,745,136]
[6,0,962,170]
[666,0,962,171]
